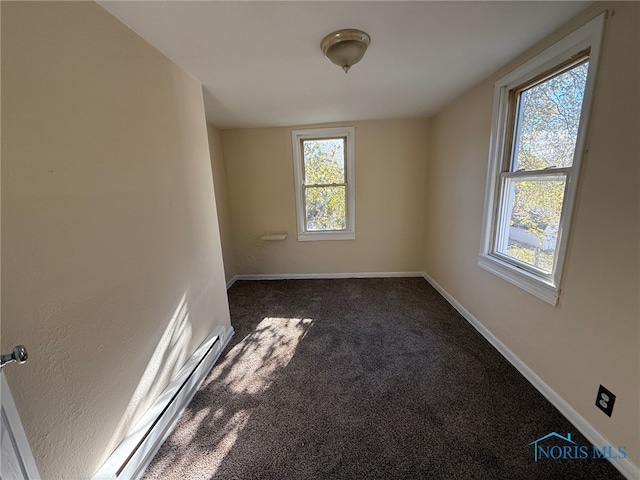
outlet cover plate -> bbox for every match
[595,385,615,417]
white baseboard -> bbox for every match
[93,325,234,480]
[227,271,425,289]
[226,276,237,289]
[225,271,637,477]
[422,272,639,480]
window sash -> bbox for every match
[292,127,355,241]
[500,168,571,179]
[301,137,347,185]
[492,171,570,278]
[300,137,349,232]
[506,56,590,173]
[477,13,606,305]
[303,184,348,232]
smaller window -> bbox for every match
[292,127,355,241]
[479,14,605,305]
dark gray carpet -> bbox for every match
[143,278,625,479]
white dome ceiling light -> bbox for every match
[321,29,371,73]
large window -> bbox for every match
[292,127,355,241]
[478,14,605,305]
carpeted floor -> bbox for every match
[143,278,625,479]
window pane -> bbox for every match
[512,61,589,171]
[303,138,345,185]
[305,186,346,231]
[496,176,566,274]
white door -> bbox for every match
[1,373,40,480]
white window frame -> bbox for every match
[478,13,606,305]
[292,127,355,241]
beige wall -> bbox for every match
[222,119,429,275]
[208,124,237,283]
[2,1,636,477]
[425,1,639,465]
[1,2,230,479]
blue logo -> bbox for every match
[528,432,627,462]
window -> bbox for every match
[292,127,355,241]
[479,14,605,305]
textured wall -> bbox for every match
[222,119,429,275]
[425,2,639,465]
[1,2,230,478]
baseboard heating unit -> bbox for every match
[93,325,234,480]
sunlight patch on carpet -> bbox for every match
[208,317,314,395]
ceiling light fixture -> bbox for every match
[321,29,371,74]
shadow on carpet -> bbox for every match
[143,278,626,480]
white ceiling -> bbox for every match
[98,1,592,129]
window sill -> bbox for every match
[297,231,355,242]
[477,253,559,306]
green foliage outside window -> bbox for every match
[503,61,589,271]
[303,139,347,231]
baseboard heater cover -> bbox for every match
[93,325,234,480]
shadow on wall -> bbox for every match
[101,293,194,464]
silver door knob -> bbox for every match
[0,345,28,369]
